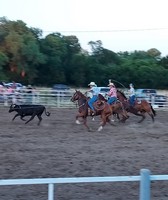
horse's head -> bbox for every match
[71,90,86,102]
[117,90,127,102]
[98,94,107,101]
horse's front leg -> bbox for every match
[75,113,91,131]
[129,107,146,123]
[75,112,85,124]
[76,115,81,124]
[106,112,117,126]
[98,113,108,131]
[118,110,129,123]
[83,117,91,132]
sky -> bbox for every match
[1,0,168,56]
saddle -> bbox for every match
[93,100,106,111]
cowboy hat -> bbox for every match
[108,82,115,86]
[88,81,97,86]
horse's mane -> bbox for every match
[117,89,127,99]
[76,90,87,99]
[98,94,107,101]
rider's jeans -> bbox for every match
[88,95,98,111]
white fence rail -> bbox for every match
[0,169,168,200]
[0,89,76,108]
[0,89,168,109]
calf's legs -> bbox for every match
[25,113,36,124]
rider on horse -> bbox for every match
[87,81,100,115]
[106,82,117,105]
[129,83,136,106]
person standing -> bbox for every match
[26,85,33,104]
[129,83,136,106]
[107,82,117,105]
[87,82,100,115]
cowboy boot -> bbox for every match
[91,110,96,116]
[88,108,93,116]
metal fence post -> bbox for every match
[140,169,151,200]
[48,183,54,200]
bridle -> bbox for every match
[71,91,88,108]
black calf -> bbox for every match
[9,104,50,125]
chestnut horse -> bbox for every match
[97,94,129,122]
[71,90,128,131]
[117,90,156,123]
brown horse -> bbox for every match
[97,94,129,122]
[71,90,128,131]
[117,90,156,123]
[71,90,113,131]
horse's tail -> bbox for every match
[150,105,156,116]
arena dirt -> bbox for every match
[0,107,168,200]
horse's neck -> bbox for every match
[78,97,87,106]
[117,91,127,102]
[119,96,127,102]
[98,94,107,101]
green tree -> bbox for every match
[0,18,45,84]
[38,33,68,85]
[159,56,168,70]
[0,51,8,80]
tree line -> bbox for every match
[0,17,168,89]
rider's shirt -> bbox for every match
[129,87,135,96]
[108,87,117,97]
[90,87,100,96]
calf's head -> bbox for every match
[9,104,19,113]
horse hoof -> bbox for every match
[98,126,103,131]
[76,120,81,124]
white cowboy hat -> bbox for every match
[108,82,114,86]
[88,81,97,86]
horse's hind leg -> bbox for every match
[148,112,155,122]
[83,117,91,132]
[138,112,146,123]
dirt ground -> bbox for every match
[0,106,168,200]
